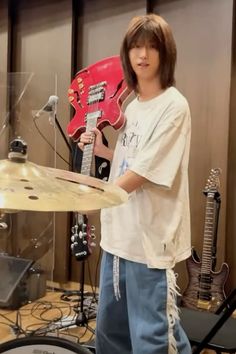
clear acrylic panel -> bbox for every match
[0,72,58,307]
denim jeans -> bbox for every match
[95,251,191,354]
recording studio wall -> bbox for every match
[1,0,236,291]
[152,0,234,290]
[0,0,9,159]
[0,0,73,282]
[226,1,236,291]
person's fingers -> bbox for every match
[91,128,103,146]
[79,132,93,144]
[77,142,84,150]
[92,127,101,136]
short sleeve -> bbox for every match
[130,106,191,188]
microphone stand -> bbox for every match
[74,259,95,334]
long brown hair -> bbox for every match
[120,14,177,92]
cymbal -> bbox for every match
[0,159,128,212]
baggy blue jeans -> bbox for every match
[95,252,191,354]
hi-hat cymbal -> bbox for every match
[0,159,128,212]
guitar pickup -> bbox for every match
[87,91,105,105]
[89,86,105,95]
[89,81,107,91]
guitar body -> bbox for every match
[182,248,229,312]
[67,56,130,141]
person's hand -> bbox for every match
[92,127,104,155]
[77,131,94,150]
[78,128,113,161]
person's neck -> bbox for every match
[137,80,164,102]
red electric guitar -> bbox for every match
[67,56,130,260]
[67,55,130,142]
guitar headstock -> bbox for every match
[204,168,222,194]
[71,213,96,261]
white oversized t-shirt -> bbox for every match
[100,86,191,269]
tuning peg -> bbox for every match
[71,224,78,233]
[71,242,78,250]
[82,223,87,232]
[91,233,96,239]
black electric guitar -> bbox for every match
[182,168,229,312]
[70,114,98,261]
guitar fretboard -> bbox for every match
[80,112,101,176]
[201,192,215,274]
[199,192,216,300]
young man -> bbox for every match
[79,13,191,354]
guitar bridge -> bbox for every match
[197,299,211,310]
[85,110,102,122]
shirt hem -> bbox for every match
[100,244,191,269]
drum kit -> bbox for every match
[0,138,127,353]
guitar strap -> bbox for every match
[72,132,110,181]
[95,133,111,181]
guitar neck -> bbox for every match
[198,192,216,303]
[201,192,215,275]
[81,143,94,176]
[80,112,100,176]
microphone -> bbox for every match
[35,95,59,118]
[0,222,8,230]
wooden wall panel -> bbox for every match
[227,1,236,289]
[5,0,73,282]
[0,0,10,159]
[152,0,233,290]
